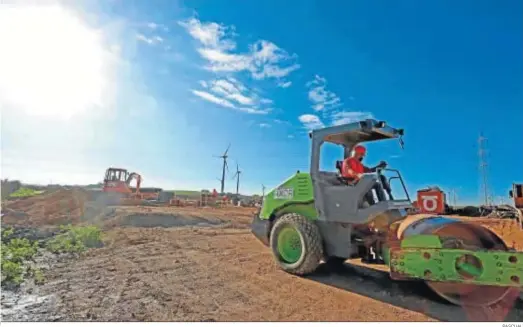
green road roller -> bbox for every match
[251,118,522,307]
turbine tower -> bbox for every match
[232,162,242,195]
[214,143,230,194]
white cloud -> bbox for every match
[179,18,299,81]
[209,79,253,105]
[146,22,168,32]
[238,107,271,115]
[278,81,292,88]
[331,111,373,126]
[259,123,271,128]
[178,18,236,51]
[179,17,301,119]
[197,48,251,72]
[260,98,273,104]
[209,78,270,107]
[147,22,159,29]
[306,75,341,111]
[136,33,163,45]
[301,75,369,129]
[191,78,271,115]
[299,114,325,130]
[249,40,300,80]
[191,89,235,109]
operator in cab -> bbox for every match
[341,145,387,182]
[341,145,389,263]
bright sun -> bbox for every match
[0,4,108,118]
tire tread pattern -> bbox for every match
[270,213,323,275]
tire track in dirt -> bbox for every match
[3,195,521,322]
[33,227,433,321]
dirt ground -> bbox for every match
[1,190,522,322]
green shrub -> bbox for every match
[1,227,39,286]
[9,187,44,198]
[1,260,24,285]
[1,225,103,286]
[27,266,46,285]
[46,225,103,254]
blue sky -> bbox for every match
[1,0,522,203]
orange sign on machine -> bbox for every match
[416,189,446,214]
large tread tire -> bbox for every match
[270,213,323,275]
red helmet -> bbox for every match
[354,145,366,155]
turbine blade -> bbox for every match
[224,143,231,156]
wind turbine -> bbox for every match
[214,143,230,194]
[232,162,242,195]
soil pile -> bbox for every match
[2,189,89,227]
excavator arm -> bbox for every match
[126,172,142,193]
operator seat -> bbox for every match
[335,161,355,185]
[335,160,395,206]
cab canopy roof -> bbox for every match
[310,119,404,147]
[107,167,128,172]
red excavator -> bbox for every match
[103,167,142,196]
[101,167,163,203]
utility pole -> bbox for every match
[262,184,266,197]
[448,188,457,206]
[448,187,461,206]
[478,133,490,206]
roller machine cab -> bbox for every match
[251,118,522,309]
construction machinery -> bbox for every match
[509,183,523,210]
[415,186,448,215]
[101,167,162,203]
[414,186,521,220]
[509,183,523,229]
[251,119,522,308]
[103,167,142,195]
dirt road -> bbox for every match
[2,190,522,321]
[34,226,433,321]
[17,223,522,322]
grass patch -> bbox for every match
[46,225,103,254]
[9,187,44,198]
[1,225,103,286]
[1,227,39,286]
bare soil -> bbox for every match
[1,190,522,322]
